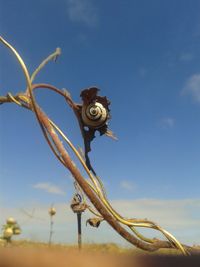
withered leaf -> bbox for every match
[86,217,103,228]
[83,128,95,153]
[105,129,117,140]
[80,87,99,105]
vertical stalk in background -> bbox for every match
[77,212,82,250]
[71,193,86,250]
[48,206,56,246]
[49,215,53,246]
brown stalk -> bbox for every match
[33,103,191,253]
[0,85,197,254]
[0,35,197,254]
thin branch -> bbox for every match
[31,48,61,83]
[0,84,192,255]
[1,36,198,255]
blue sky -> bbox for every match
[0,0,200,246]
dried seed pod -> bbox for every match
[49,207,56,216]
[13,224,21,235]
[70,193,86,213]
[86,217,103,228]
[4,228,13,238]
[13,228,21,235]
[6,217,16,225]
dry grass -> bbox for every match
[0,240,200,267]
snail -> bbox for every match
[80,87,111,130]
[81,102,109,129]
[78,87,116,175]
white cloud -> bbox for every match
[0,203,74,225]
[0,198,200,245]
[33,182,66,195]
[182,73,200,103]
[111,198,200,231]
[161,117,175,129]
[120,180,136,192]
[0,203,76,243]
[66,0,98,27]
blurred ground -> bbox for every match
[0,240,200,267]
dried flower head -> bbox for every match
[49,207,56,216]
[13,224,21,235]
[6,217,16,225]
[3,228,13,238]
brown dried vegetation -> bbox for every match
[0,244,200,267]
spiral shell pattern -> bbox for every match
[81,102,108,128]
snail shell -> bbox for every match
[81,102,108,129]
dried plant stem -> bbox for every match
[34,106,191,254]
[77,212,82,250]
[1,35,198,255]
[31,48,61,83]
[49,215,54,246]
[0,85,191,254]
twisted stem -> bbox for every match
[1,35,198,255]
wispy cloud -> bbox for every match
[66,0,98,27]
[33,182,66,195]
[112,198,200,230]
[179,52,194,62]
[120,180,136,192]
[160,117,175,129]
[182,73,200,103]
[0,203,76,243]
[138,67,147,77]
[1,198,200,245]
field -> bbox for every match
[0,240,200,267]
